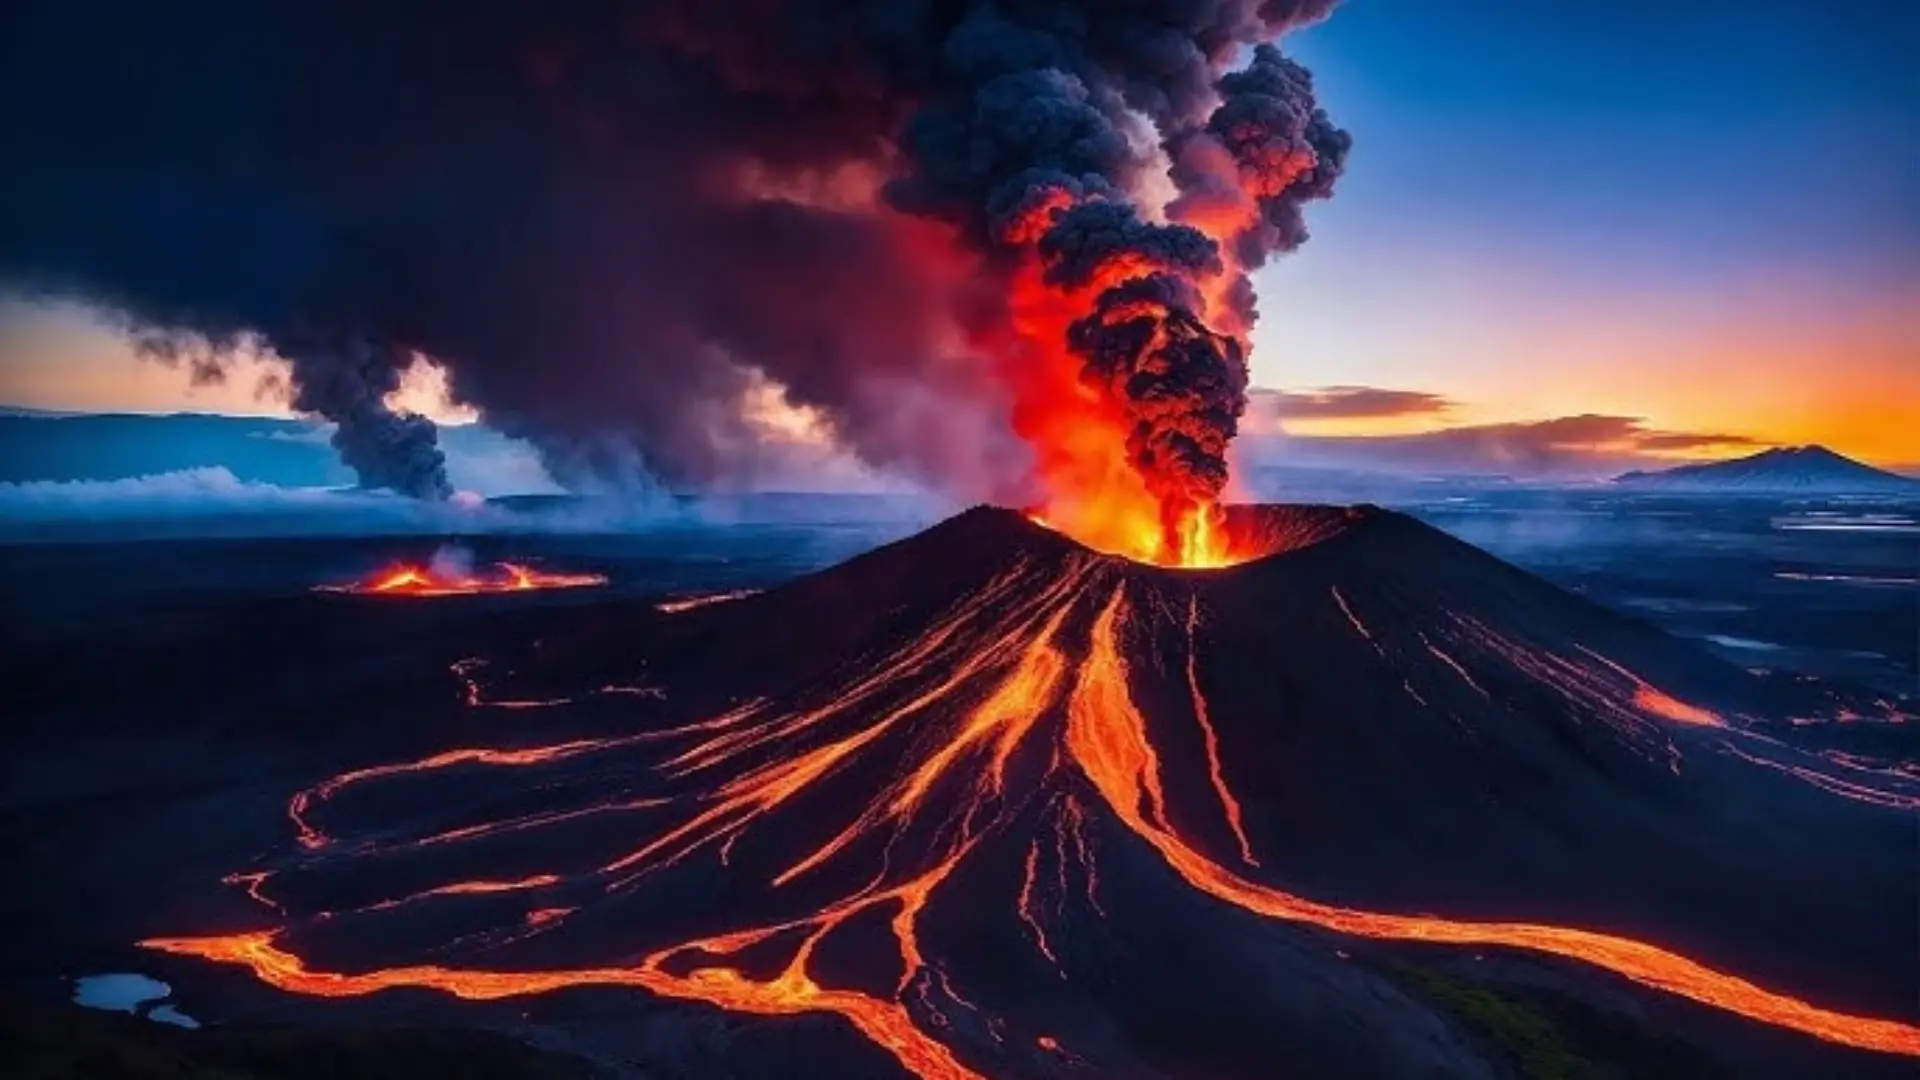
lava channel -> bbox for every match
[146,536,1920,1077]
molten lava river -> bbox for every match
[149,510,1919,1077]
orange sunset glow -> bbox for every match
[7,294,1914,473]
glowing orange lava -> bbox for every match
[147,556,1920,1075]
[318,562,606,597]
[1578,646,1723,727]
[1027,503,1239,568]
[1065,584,1920,1059]
[978,182,1248,572]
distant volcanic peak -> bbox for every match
[1614,444,1920,492]
[1021,502,1370,570]
[317,562,606,597]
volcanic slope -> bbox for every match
[144,507,1920,1078]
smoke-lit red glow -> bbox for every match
[147,544,1920,1074]
[1026,505,1241,569]
[319,562,606,597]
[979,184,1253,570]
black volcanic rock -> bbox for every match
[0,998,597,1080]
[114,506,1920,1079]
[1614,446,1920,493]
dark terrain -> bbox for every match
[1,497,1914,1079]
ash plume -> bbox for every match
[0,1,1348,519]
[1069,273,1248,531]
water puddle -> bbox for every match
[72,973,200,1029]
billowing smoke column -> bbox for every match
[284,339,451,500]
[889,20,1350,562]
[0,2,1348,558]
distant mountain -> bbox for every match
[1614,446,1920,493]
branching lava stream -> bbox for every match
[147,533,1920,1076]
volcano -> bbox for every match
[1614,446,1920,494]
[141,506,1918,1078]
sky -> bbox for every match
[1250,0,1918,464]
[2,0,1915,468]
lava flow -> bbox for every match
[147,508,1920,1076]
[318,561,606,596]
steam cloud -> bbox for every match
[1,2,1347,517]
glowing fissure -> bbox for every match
[457,654,665,708]
[1717,737,1920,812]
[319,562,606,597]
[409,796,670,851]
[656,589,762,614]
[1330,586,1376,645]
[1016,841,1060,966]
[1186,597,1257,866]
[290,737,634,851]
[1419,631,1489,698]
[525,907,575,928]
[1442,615,1683,770]
[348,875,562,916]
[223,871,281,914]
[150,565,1920,1078]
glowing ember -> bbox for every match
[656,589,761,614]
[318,562,606,596]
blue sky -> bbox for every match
[1245,0,1917,458]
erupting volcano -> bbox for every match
[317,562,607,597]
[3,1,1352,570]
[144,507,1918,1078]
[11,2,1913,1074]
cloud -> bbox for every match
[1634,430,1766,451]
[0,466,528,541]
[1237,413,1770,479]
[0,461,923,542]
[0,468,428,519]
[1247,385,1454,426]
[1444,415,1761,457]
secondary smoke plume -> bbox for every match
[0,1,1348,555]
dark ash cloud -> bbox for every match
[0,1,1346,521]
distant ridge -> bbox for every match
[1614,445,1920,493]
